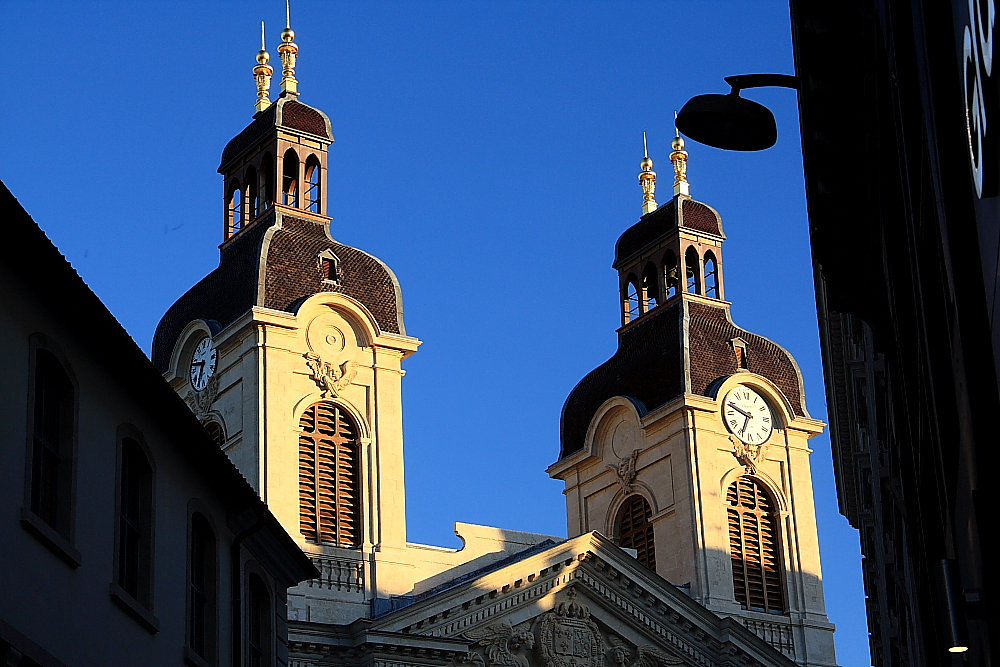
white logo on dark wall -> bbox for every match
[964,0,995,197]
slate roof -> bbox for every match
[152,212,405,372]
[615,197,724,267]
[219,97,333,170]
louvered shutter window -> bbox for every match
[298,403,361,547]
[617,495,656,570]
[727,477,784,613]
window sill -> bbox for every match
[20,507,81,568]
[184,646,214,667]
[109,583,160,634]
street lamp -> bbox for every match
[675,74,798,151]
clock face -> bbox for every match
[722,385,773,445]
[190,337,218,392]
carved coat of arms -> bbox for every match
[184,374,219,419]
[539,591,603,667]
[304,352,358,398]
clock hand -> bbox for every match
[728,402,752,419]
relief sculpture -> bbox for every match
[538,589,603,667]
[464,620,535,667]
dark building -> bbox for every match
[790,0,1000,664]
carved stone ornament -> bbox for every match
[463,620,534,667]
[538,588,603,667]
[607,449,640,494]
[729,435,766,474]
[304,352,358,398]
[184,374,219,420]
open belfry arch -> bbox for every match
[154,7,834,667]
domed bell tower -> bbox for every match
[548,136,837,667]
[153,16,420,624]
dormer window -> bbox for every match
[731,337,749,369]
[317,250,340,284]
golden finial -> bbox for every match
[277,0,299,96]
[254,21,274,113]
[670,113,690,196]
[639,132,658,215]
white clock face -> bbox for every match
[723,385,773,445]
[190,337,218,392]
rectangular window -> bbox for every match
[118,438,153,606]
[189,513,217,664]
[29,349,74,534]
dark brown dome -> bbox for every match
[219,98,333,171]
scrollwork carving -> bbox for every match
[304,352,358,398]
[464,620,534,667]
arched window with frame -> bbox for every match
[204,420,226,448]
[117,437,154,608]
[623,276,641,323]
[247,574,271,667]
[227,180,243,237]
[304,156,321,213]
[685,246,701,294]
[245,166,259,220]
[298,402,361,547]
[188,512,217,663]
[617,495,656,570]
[704,251,719,298]
[727,476,785,613]
[641,262,659,311]
[282,149,299,207]
[662,250,679,299]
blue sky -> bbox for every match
[1,2,869,664]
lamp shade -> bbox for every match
[676,93,778,151]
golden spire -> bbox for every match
[254,21,274,113]
[277,0,299,96]
[670,115,690,197]
[639,132,658,215]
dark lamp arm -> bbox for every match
[724,74,799,94]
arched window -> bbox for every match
[617,495,655,570]
[304,156,321,213]
[204,420,226,448]
[282,149,299,207]
[188,512,217,663]
[704,252,719,298]
[29,348,75,534]
[623,277,641,323]
[260,153,274,210]
[247,574,271,667]
[228,180,244,237]
[298,403,361,547]
[663,250,678,299]
[641,262,659,311]
[117,437,154,607]
[727,477,785,613]
[245,166,259,220]
[685,246,701,294]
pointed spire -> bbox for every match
[254,21,274,113]
[670,113,690,197]
[277,0,299,96]
[639,132,658,215]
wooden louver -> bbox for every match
[617,495,656,571]
[299,402,361,547]
[727,477,784,613]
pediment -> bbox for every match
[368,533,796,667]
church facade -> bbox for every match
[153,16,838,667]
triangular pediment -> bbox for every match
[363,533,796,667]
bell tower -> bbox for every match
[547,138,838,667]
